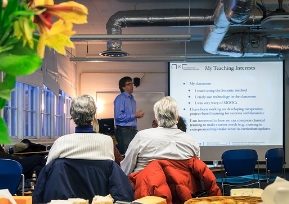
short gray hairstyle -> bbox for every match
[153,96,179,128]
[70,94,96,127]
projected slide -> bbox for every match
[169,61,283,150]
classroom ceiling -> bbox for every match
[54,0,289,60]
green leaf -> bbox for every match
[0,0,18,32]
[0,118,11,144]
[0,53,42,76]
[0,98,6,110]
[9,38,39,55]
[0,74,15,100]
[0,0,2,22]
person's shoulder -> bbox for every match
[136,128,157,136]
[116,92,124,97]
[138,127,154,133]
[95,133,113,140]
[180,132,199,142]
[54,133,75,142]
[114,93,124,101]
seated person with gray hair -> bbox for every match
[34,94,134,203]
[46,94,115,164]
[121,96,200,175]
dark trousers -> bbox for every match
[18,155,46,178]
[115,127,137,155]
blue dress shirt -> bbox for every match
[114,92,137,128]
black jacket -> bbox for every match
[32,158,134,203]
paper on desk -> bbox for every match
[261,177,289,204]
[0,189,17,204]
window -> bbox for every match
[65,96,72,134]
[55,90,72,136]
[4,82,72,140]
[41,86,54,137]
[24,84,37,137]
[4,88,17,137]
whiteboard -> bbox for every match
[96,92,165,131]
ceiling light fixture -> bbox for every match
[99,50,129,57]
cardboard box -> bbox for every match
[0,196,32,204]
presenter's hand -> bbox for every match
[135,110,145,118]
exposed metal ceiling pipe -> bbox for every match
[203,0,255,55]
[101,7,261,57]
[101,8,215,56]
[203,2,230,55]
[70,34,192,42]
[217,33,287,57]
[267,38,289,53]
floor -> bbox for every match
[213,169,287,196]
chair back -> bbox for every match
[265,148,284,173]
[222,149,258,176]
[0,159,23,195]
[33,158,134,203]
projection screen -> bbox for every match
[169,61,284,161]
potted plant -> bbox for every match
[0,0,88,143]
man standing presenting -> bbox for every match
[114,76,144,155]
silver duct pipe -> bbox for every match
[203,0,255,55]
[218,33,288,57]
[267,38,289,53]
[203,2,230,54]
[101,7,262,57]
[224,0,255,24]
[101,8,214,56]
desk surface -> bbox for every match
[13,150,49,155]
[185,196,262,203]
[207,164,224,172]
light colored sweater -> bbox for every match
[46,133,115,165]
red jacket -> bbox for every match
[128,157,221,204]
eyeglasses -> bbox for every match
[125,82,134,86]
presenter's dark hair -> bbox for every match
[119,76,132,92]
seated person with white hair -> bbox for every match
[121,97,221,204]
[46,94,115,164]
[120,96,200,175]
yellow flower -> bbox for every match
[37,20,75,58]
[45,1,88,24]
[28,0,88,58]
[31,0,87,30]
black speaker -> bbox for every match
[133,77,140,87]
